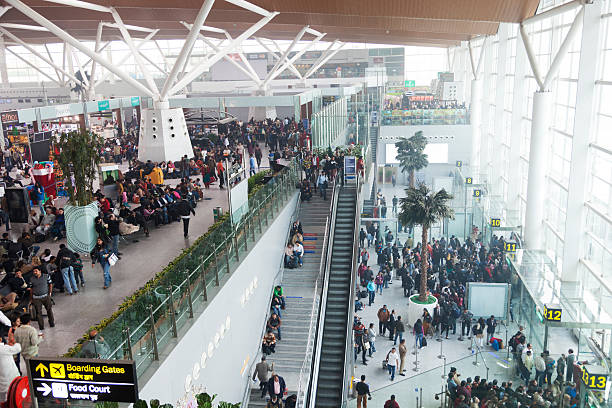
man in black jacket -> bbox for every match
[177,197,195,238]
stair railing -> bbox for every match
[340,177,363,407]
[303,177,341,408]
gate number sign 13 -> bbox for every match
[582,365,608,390]
[542,304,562,322]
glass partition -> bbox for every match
[71,160,300,380]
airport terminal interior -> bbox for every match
[0,0,610,407]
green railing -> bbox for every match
[71,160,300,379]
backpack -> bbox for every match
[452,304,461,319]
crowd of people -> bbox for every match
[384,98,467,111]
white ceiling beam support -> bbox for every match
[44,43,62,83]
[180,21,262,87]
[263,26,308,86]
[262,32,326,87]
[110,7,159,98]
[467,36,487,80]
[201,36,262,86]
[168,11,278,96]
[4,46,59,85]
[101,22,157,33]
[153,40,169,71]
[304,40,344,79]
[4,0,157,98]
[223,0,270,16]
[70,43,89,87]
[0,27,82,84]
[520,5,584,91]
[542,6,584,90]
[87,21,103,99]
[0,23,48,31]
[41,0,110,13]
[271,40,302,79]
[94,29,158,88]
[159,0,216,101]
[522,0,583,25]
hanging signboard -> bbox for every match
[97,100,110,111]
[1,110,19,124]
[27,357,138,403]
[130,96,140,107]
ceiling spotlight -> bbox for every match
[386,30,389,34]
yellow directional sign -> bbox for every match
[50,363,66,379]
[36,363,49,378]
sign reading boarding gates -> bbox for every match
[27,357,138,403]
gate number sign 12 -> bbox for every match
[542,304,562,322]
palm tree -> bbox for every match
[395,131,429,187]
[398,184,454,302]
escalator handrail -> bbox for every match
[341,177,363,407]
[305,177,341,408]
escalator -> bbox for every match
[312,186,357,407]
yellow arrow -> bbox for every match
[35,363,49,377]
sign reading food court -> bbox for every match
[27,357,138,403]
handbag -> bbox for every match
[108,253,118,266]
[364,342,370,350]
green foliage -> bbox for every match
[395,130,429,187]
[218,402,241,408]
[56,130,104,206]
[399,184,454,301]
[195,393,215,408]
[248,170,271,194]
[398,184,454,230]
[95,402,119,408]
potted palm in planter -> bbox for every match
[56,130,103,253]
[398,184,454,326]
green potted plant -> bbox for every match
[56,129,103,253]
[398,184,454,325]
[395,130,429,188]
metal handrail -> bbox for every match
[340,177,363,407]
[239,185,302,407]
[295,215,328,406]
[305,177,341,408]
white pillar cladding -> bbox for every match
[470,78,483,176]
[523,91,552,249]
[467,37,487,179]
[138,101,194,163]
[491,25,508,195]
[479,38,493,182]
[562,0,603,281]
[507,25,528,220]
[520,4,585,250]
[0,35,9,85]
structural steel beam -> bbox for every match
[4,0,157,98]
[304,40,344,79]
[168,11,278,96]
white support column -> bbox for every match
[263,31,325,87]
[4,47,60,84]
[168,11,278,96]
[262,26,308,87]
[110,8,160,99]
[87,22,103,99]
[158,0,215,101]
[479,38,493,181]
[0,28,82,85]
[304,41,344,79]
[271,40,302,79]
[521,6,585,249]
[507,25,528,220]
[3,0,157,98]
[491,25,508,192]
[94,30,158,87]
[562,0,603,281]
[0,36,9,85]
[468,37,487,178]
[44,43,62,84]
[523,91,553,249]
